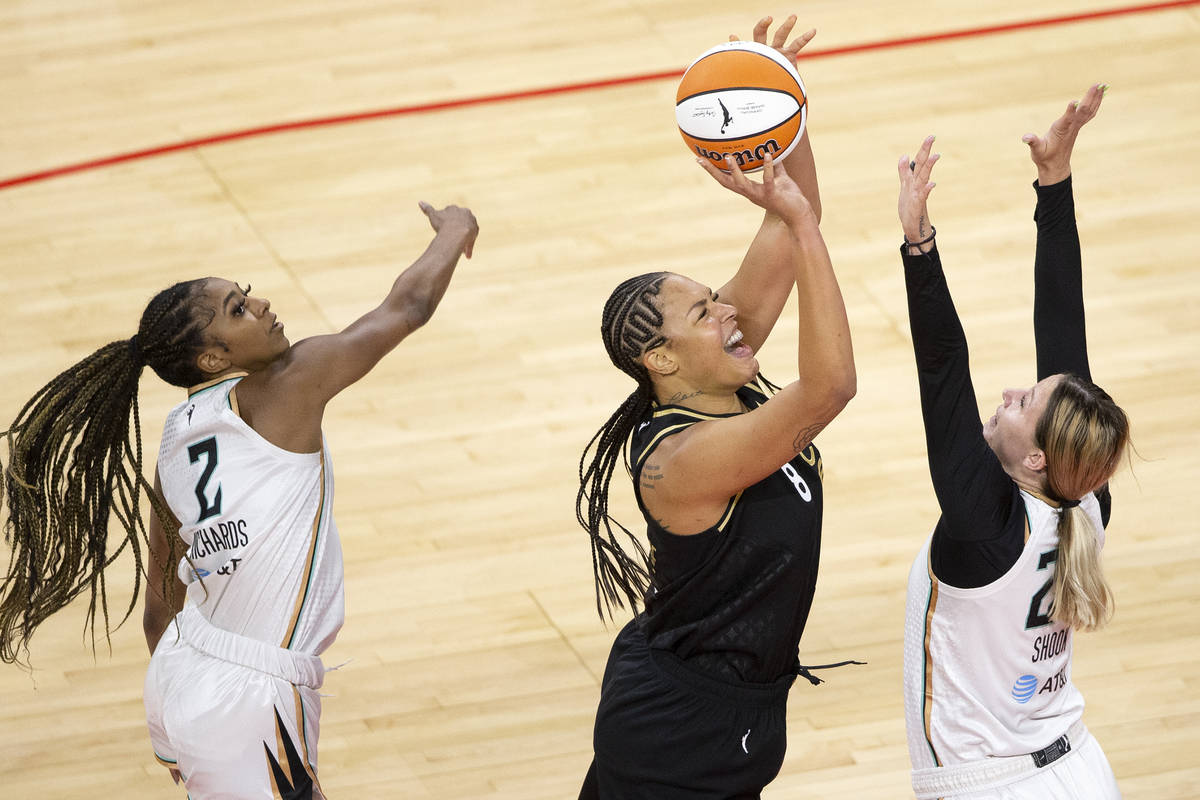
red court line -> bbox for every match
[2,0,1195,192]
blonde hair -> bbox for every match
[1036,374,1129,632]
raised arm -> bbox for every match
[643,154,854,531]
[897,138,1021,550]
[1027,84,1105,381]
[280,202,477,400]
[716,15,822,353]
[233,203,477,449]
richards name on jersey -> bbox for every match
[187,518,250,560]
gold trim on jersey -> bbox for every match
[922,553,942,768]
[187,371,250,398]
[281,450,326,649]
[228,384,241,417]
[715,491,744,532]
[635,422,693,469]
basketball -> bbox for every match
[675,40,808,172]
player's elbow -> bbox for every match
[397,295,437,333]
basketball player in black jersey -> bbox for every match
[575,17,856,798]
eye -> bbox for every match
[1020,394,1026,409]
[233,301,246,316]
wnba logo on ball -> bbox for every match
[694,139,782,168]
[1011,674,1039,704]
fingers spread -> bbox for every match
[753,16,772,43]
[772,15,798,49]
[788,28,817,55]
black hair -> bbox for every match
[0,279,213,664]
[576,272,671,619]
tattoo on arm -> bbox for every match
[792,423,826,453]
[640,463,665,492]
[918,214,928,240]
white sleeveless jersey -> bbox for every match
[157,373,344,656]
[903,489,1105,767]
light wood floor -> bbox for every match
[2,1,1199,797]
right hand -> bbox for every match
[1022,83,1105,185]
[699,152,814,227]
[730,14,817,64]
[897,135,940,245]
[418,201,478,258]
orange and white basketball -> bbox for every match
[675,40,808,172]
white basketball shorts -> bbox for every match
[144,604,327,799]
[911,721,1121,800]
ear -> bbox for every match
[1023,448,1047,474]
[643,347,678,378]
[196,348,231,376]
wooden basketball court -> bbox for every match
[2,1,1198,797]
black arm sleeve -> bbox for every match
[904,244,1026,588]
[1031,177,1112,523]
[1033,177,1091,382]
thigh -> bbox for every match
[593,648,787,798]
[158,651,322,799]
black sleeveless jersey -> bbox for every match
[631,382,824,684]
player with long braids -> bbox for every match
[0,201,477,797]
[898,85,1128,799]
[576,17,857,798]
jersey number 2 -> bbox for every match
[187,437,222,522]
[1025,549,1058,629]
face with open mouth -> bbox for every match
[647,274,759,393]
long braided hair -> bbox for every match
[577,272,671,620]
[0,279,214,664]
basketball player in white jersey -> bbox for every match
[895,85,1129,799]
[1,201,477,797]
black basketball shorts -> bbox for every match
[579,620,795,800]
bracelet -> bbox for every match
[903,225,936,247]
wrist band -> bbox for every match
[903,225,936,247]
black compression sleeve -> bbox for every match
[1033,176,1091,382]
[903,244,1025,587]
[1032,177,1113,523]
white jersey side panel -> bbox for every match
[903,490,1104,767]
[157,374,344,655]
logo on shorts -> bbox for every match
[1011,674,1039,704]
[741,728,751,754]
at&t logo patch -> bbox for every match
[1011,674,1039,704]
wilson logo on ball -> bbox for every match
[676,40,808,173]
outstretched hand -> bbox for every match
[897,135,940,247]
[418,201,479,259]
[731,14,816,63]
[699,152,814,226]
[1023,83,1106,185]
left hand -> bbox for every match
[897,135,940,244]
[731,14,816,63]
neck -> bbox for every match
[655,385,744,415]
